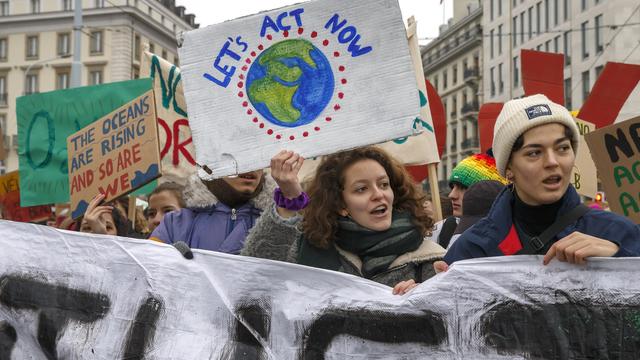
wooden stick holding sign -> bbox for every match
[67,90,161,219]
[406,16,442,222]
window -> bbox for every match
[134,34,141,61]
[513,56,519,87]
[57,33,70,56]
[56,71,70,90]
[528,7,532,39]
[149,43,155,54]
[0,38,7,61]
[0,114,6,135]
[0,75,6,106]
[512,17,517,47]
[536,2,541,34]
[62,0,73,10]
[581,0,586,11]
[563,0,570,21]
[498,63,504,94]
[537,44,543,51]
[595,15,603,54]
[0,1,8,16]
[95,0,104,8]
[545,40,551,52]
[581,21,589,59]
[564,78,572,109]
[520,12,525,44]
[31,0,40,13]
[490,67,495,96]
[26,35,38,59]
[490,29,494,58]
[498,25,503,54]
[563,31,571,65]
[553,0,559,26]
[25,74,38,95]
[544,0,549,31]
[90,31,103,55]
[490,0,494,21]
[162,49,168,60]
[595,65,604,79]
[498,0,502,16]
[582,71,590,102]
[554,35,560,53]
[453,64,458,84]
[90,69,103,85]
[443,70,448,89]
[434,75,438,92]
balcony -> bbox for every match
[461,101,479,119]
[0,93,6,107]
[463,67,479,84]
[461,137,479,149]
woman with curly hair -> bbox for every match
[241,146,446,294]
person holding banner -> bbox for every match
[439,94,640,271]
[242,147,446,294]
[149,171,275,254]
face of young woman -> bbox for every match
[339,159,395,231]
[507,123,575,206]
[222,170,264,194]
[147,190,182,232]
[80,212,117,236]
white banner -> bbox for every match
[178,0,421,178]
[0,220,638,359]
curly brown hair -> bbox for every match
[301,146,433,249]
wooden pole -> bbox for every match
[128,196,136,229]
[406,16,443,222]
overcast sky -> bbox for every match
[174,0,453,45]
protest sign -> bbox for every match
[140,52,196,184]
[67,91,160,219]
[571,118,597,198]
[0,171,51,222]
[0,220,638,359]
[16,79,153,207]
[179,0,421,178]
[585,116,640,223]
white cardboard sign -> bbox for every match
[1,220,639,359]
[178,0,420,178]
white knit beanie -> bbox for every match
[492,94,579,177]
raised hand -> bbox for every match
[271,150,305,199]
[82,194,113,235]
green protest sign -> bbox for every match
[17,79,153,206]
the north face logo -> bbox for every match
[525,104,552,119]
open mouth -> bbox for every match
[238,173,257,180]
[542,175,562,185]
[370,204,388,216]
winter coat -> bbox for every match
[241,205,446,287]
[150,174,275,254]
[444,185,640,264]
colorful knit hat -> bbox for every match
[448,153,508,189]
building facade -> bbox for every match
[483,0,640,110]
[0,0,197,174]
[421,0,483,189]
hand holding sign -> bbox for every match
[81,194,114,235]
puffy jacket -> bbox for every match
[444,185,640,264]
[150,174,275,254]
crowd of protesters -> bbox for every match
[6,94,640,295]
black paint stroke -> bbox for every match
[480,290,640,359]
[0,274,110,360]
[0,321,16,360]
[221,298,271,360]
[299,308,447,360]
[122,296,163,360]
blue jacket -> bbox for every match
[151,202,262,254]
[150,174,275,254]
[444,185,640,264]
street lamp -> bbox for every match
[23,53,73,95]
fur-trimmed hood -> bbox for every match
[181,172,276,211]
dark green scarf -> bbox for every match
[297,211,423,279]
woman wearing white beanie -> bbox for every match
[437,94,640,270]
